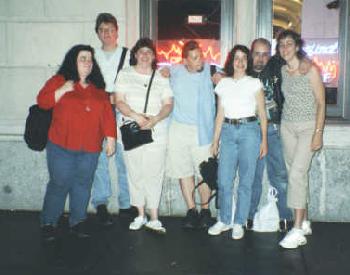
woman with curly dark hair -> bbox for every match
[115,38,173,233]
[277,30,325,249]
[37,44,116,240]
[208,45,267,240]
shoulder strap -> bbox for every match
[210,64,217,76]
[143,70,156,113]
[114,47,128,83]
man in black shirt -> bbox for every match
[247,38,293,232]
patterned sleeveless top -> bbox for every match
[281,66,316,122]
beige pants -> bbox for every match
[281,120,315,209]
[166,121,211,179]
[123,142,166,209]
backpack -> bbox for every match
[193,157,219,208]
[24,104,52,151]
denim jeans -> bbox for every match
[91,142,130,209]
[41,142,99,227]
[218,121,260,225]
[249,123,293,220]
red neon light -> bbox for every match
[157,39,221,64]
[312,56,338,84]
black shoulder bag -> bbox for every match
[24,104,52,151]
[193,157,219,208]
[120,70,155,151]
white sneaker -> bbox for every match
[279,228,307,249]
[302,220,312,235]
[129,216,147,230]
[232,224,244,240]
[145,220,166,234]
[208,221,231,236]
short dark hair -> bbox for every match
[57,44,105,89]
[224,44,252,77]
[251,38,271,52]
[277,30,306,60]
[130,38,158,70]
[95,13,118,33]
[182,40,200,59]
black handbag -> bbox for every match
[120,70,155,151]
[193,157,219,208]
[24,104,52,151]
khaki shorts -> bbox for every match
[166,121,211,179]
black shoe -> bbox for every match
[279,219,293,232]
[96,204,114,226]
[182,208,199,229]
[198,209,212,229]
[70,222,90,238]
[119,206,138,219]
[246,219,254,231]
[41,225,56,242]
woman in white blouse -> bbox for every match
[208,45,268,240]
[115,38,173,233]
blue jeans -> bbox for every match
[218,121,260,225]
[249,123,293,220]
[41,142,99,226]
[91,142,130,209]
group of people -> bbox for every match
[37,12,325,250]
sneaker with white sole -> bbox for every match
[208,221,231,236]
[129,216,147,230]
[232,224,244,240]
[302,220,312,235]
[279,228,307,249]
[145,220,166,234]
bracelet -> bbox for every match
[315,128,323,133]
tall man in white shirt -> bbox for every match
[92,13,134,226]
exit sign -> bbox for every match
[187,15,206,25]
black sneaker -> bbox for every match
[198,209,212,229]
[119,206,138,219]
[182,208,199,229]
[70,222,90,238]
[96,204,114,226]
[246,219,254,231]
[41,225,56,242]
[279,219,293,232]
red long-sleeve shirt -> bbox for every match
[37,75,116,153]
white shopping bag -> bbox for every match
[252,186,280,232]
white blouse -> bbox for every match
[215,76,262,119]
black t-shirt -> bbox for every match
[252,55,286,124]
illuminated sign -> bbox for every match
[188,15,206,25]
[157,39,221,65]
[304,39,339,86]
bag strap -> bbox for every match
[114,47,128,83]
[192,182,219,209]
[143,70,156,114]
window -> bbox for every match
[140,0,235,67]
[257,0,350,119]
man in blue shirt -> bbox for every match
[166,40,216,229]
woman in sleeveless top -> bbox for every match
[277,30,325,249]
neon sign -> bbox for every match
[304,41,338,56]
[157,39,221,65]
[304,39,339,86]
